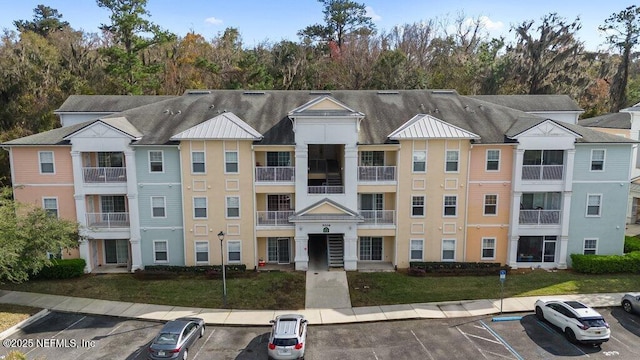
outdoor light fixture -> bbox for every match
[218,231,227,307]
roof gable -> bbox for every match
[170,112,262,140]
[508,119,582,140]
[63,117,142,140]
[289,198,363,222]
[288,95,364,118]
[388,114,480,140]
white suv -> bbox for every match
[535,299,610,346]
[268,314,308,360]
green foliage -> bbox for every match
[144,264,247,273]
[625,236,640,253]
[409,261,509,276]
[13,5,70,37]
[3,351,27,360]
[32,259,86,280]
[298,0,375,49]
[570,252,640,274]
[0,187,80,283]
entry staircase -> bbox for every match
[327,234,344,268]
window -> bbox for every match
[227,241,241,263]
[226,196,240,218]
[225,151,238,173]
[584,239,597,255]
[359,237,383,261]
[193,197,207,218]
[413,151,426,172]
[486,149,500,171]
[39,151,55,174]
[43,198,58,217]
[412,196,425,217]
[517,236,557,262]
[591,149,605,171]
[149,151,164,172]
[482,238,496,260]
[153,241,168,263]
[410,239,423,261]
[98,152,123,167]
[192,151,205,173]
[195,241,209,263]
[151,196,166,218]
[266,152,291,166]
[522,150,564,180]
[445,150,459,172]
[484,194,498,215]
[586,194,602,217]
[442,239,456,261]
[359,193,383,211]
[443,195,457,217]
[360,151,384,166]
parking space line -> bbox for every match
[456,326,490,359]
[106,324,123,336]
[371,349,380,360]
[193,328,216,359]
[410,329,435,360]
[479,320,524,360]
[535,320,556,334]
[461,332,503,345]
[609,335,638,355]
[24,316,87,357]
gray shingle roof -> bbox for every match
[578,112,631,129]
[54,95,176,113]
[471,95,583,112]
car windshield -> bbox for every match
[273,338,298,347]
[581,317,607,328]
[155,333,179,345]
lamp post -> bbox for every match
[218,231,227,307]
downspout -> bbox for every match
[463,143,472,261]
[251,144,258,271]
[177,143,187,266]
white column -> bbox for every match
[124,150,143,271]
[343,145,358,210]
[508,235,520,269]
[512,148,524,191]
[294,146,308,209]
[507,191,522,268]
[294,234,309,271]
[78,239,91,273]
[558,191,572,269]
[564,149,575,191]
[71,151,91,272]
[343,235,358,270]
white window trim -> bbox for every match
[38,151,55,175]
[153,240,169,263]
[195,241,210,265]
[583,238,598,255]
[483,194,498,216]
[191,150,206,174]
[226,195,241,219]
[441,239,456,262]
[409,238,424,261]
[148,150,165,173]
[227,240,242,264]
[481,237,496,260]
[224,150,239,174]
[412,150,427,173]
[590,149,606,172]
[444,150,460,173]
[586,193,603,217]
[193,196,208,219]
[151,196,167,219]
[443,194,457,218]
[486,149,501,172]
[411,195,425,218]
[42,197,59,218]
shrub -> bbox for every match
[32,259,86,280]
[624,236,640,253]
[408,262,509,276]
[571,252,640,274]
[141,265,247,279]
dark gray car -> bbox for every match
[147,317,205,360]
[621,293,640,314]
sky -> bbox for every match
[0,0,634,51]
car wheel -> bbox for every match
[535,307,544,320]
[565,328,577,344]
[622,300,633,313]
[200,325,205,338]
[182,349,188,360]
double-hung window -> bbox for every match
[481,238,496,260]
[43,198,58,217]
[445,150,459,172]
[226,196,240,218]
[410,239,423,261]
[486,150,500,171]
[153,241,168,263]
[413,151,426,172]
[412,196,425,217]
[151,196,166,218]
[39,151,55,174]
[193,197,207,218]
[225,151,238,173]
[586,194,602,217]
[584,239,598,255]
[228,241,241,263]
[443,195,457,217]
[590,149,605,171]
[195,241,209,263]
[192,151,205,173]
[442,239,456,261]
[149,151,164,172]
[484,194,497,215]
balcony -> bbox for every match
[519,209,561,225]
[522,165,563,180]
[257,211,294,226]
[308,185,344,194]
[83,167,127,183]
[358,166,396,182]
[255,166,295,182]
[359,210,395,225]
[86,212,130,228]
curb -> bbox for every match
[0,309,50,340]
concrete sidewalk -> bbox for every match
[0,289,627,327]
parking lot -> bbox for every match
[2,307,640,359]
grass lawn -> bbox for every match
[0,304,42,333]
[1,269,639,310]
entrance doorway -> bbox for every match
[308,234,328,270]
[104,239,129,266]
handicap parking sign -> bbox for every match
[499,269,506,281]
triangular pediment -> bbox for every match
[288,96,364,118]
[170,112,262,140]
[63,117,142,140]
[388,114,480,140]
[289,198,363,222]
[509,119,582,140]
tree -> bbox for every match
[298,0,375,51]
[599,5,640,112]
[0,188,80,283]
[13,5,70,38]
[97,0,175,94]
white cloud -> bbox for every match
[365,6,382,22]
[204,17,223,25]
[478,16,504,31]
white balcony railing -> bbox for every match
[359,210,395,225]
[358,166,396,182]
[86,212,130,228]
[519,209,561,224]
[522,165,563,180]
[308,186,344,194]
[83,167,127,183]
[255,166,295,182]
[256,211,294,226]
